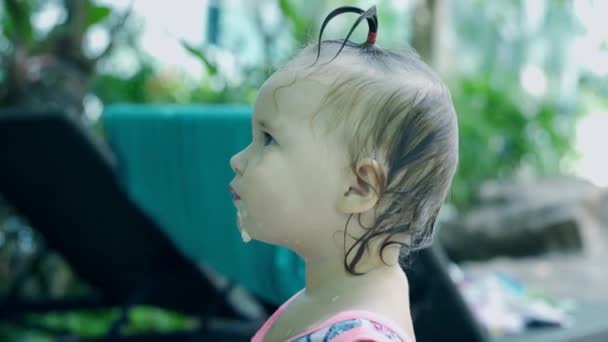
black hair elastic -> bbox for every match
[314,5,379,65]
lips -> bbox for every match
[230,185,241,201]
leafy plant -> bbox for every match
[0,307,197,341]
[450,74,577,208]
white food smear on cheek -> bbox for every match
[237,209,252,243]
[241,228,252,243]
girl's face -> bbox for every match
[229,69,350,255]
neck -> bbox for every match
[303,247,402,296]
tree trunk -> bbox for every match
[411,0,451,70]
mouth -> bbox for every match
[229,185,241,201]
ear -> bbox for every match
[337,159,385,214]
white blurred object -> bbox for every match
[575,112,608,188]
[449,263,575,337]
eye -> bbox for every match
[262,131,276,146]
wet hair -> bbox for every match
[297,5,459,275]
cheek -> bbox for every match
[295,150,343,206]
[285,153,344,231]
[238,146,344,243]
[239,154,295,237]
[242,190,302,246]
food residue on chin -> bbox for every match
[237,209,252,243]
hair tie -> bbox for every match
[313,5,379,65]
[367,31,377,44]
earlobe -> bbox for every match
[337,159,384,214]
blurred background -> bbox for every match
[1,0,607,341]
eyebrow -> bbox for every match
[257,120,276,132]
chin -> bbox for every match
[250,234,285,247]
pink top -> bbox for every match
[252,290,411,342]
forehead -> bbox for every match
[253,66,330,126]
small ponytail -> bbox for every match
[313,5,379,65]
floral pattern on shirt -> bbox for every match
[291,318,405,342]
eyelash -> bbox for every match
[262,131,276,146]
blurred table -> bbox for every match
[495,302,608,342]
[102,104,304,305]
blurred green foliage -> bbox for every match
[1,0,589,207]
[450,75,576,207]
[444,0,585,207]
[0,306,198,341]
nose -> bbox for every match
[230,150,246,176]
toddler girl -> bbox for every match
[230,5,458,341]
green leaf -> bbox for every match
[3,0,34,47]
[278,0,307,42]
[179,40,218,75]
[87,4,112,28]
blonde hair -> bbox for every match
[289,6,458,274]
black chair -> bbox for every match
[407,245,488,342]
[0,111,253,341]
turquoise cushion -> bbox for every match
[102,104,304,304]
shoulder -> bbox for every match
[291,315,411,342]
